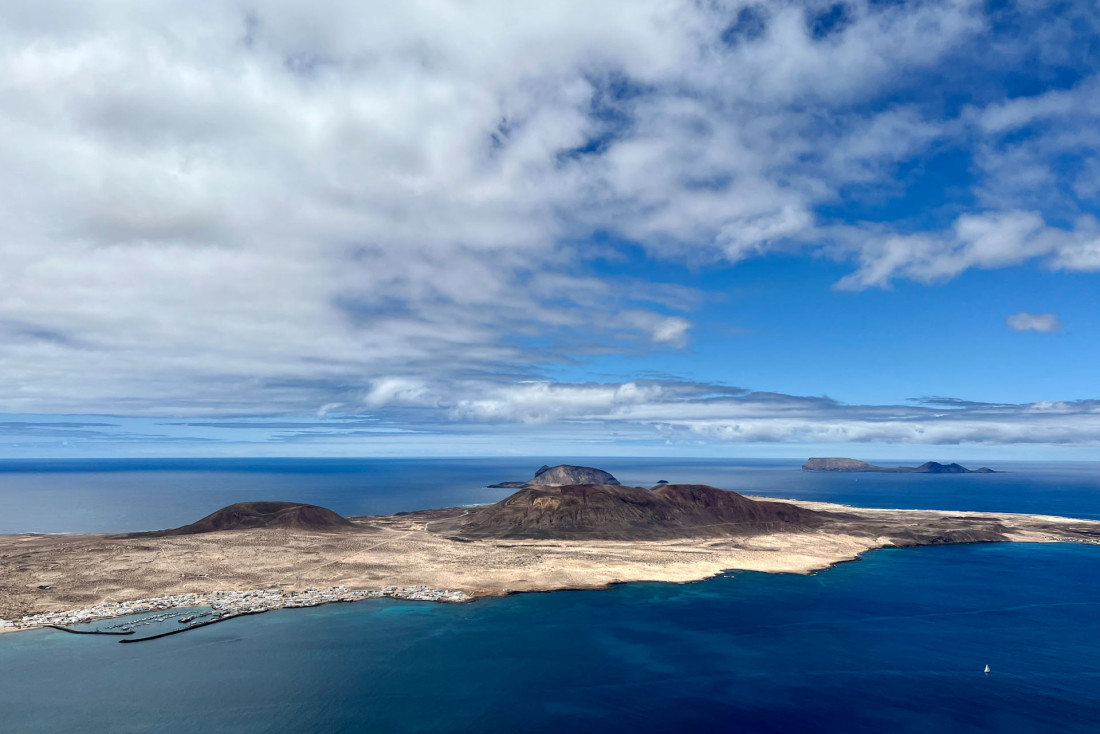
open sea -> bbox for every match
[1,457,1098,733]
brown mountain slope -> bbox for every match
[140,501,357,536]
[454,483,824,540]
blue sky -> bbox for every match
[573,252,1099,405]
[1,0,1098,459]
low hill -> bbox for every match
[456,483,824,540]
[488,464,621,489]
[146,502,357,536]
[803,458,995,473]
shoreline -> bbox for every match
[3,537,1095,639]
[1,585,470,636]
[3,496,1099,638]
[0,559,873,637]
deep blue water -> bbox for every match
[1,458,1098,732]
[0,457,1098,534]
[1,543,1098,733]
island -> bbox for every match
[487,464,621,488]
[803,458,996,473]
[2,465,1095,637]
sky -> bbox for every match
[1,0,1098,459]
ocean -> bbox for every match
[1,458,1098,732]
[1,457,1098,534]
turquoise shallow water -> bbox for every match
[2,542,1098,733]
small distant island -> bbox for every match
[488,464,621,488]
[4,464,1093,639]
[803,458,996,473]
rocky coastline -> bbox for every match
[0,585,469,634]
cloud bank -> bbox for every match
[350,379,1100,447]
[5,382,1100,455]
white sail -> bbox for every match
[984,664,990,674]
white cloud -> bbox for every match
[1048,226,1100,271]
[835,212,1100,290]
[1005,312,1064,334]
[450,381,667,424]
[364,379,438,409]
[359,377,1100,446]
[0,0,1095,417]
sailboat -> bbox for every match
[984,664,990,674]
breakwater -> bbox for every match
[46,625,134,636]
[119,612,241,643]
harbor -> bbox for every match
[1,585,470,638]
